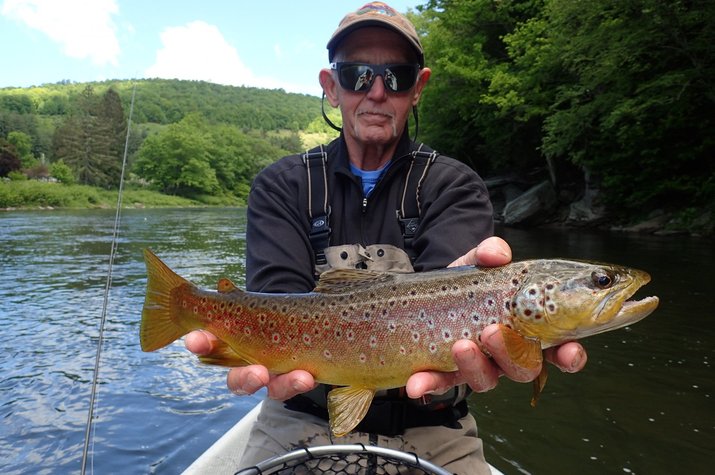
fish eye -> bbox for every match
[591,271,614,289]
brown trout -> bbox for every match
[140,249,658,436]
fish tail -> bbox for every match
[140,248,193,352]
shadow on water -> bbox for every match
[472,226,715,475]
[0,210,712,474]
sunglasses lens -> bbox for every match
[338,63,418,92]
[340,65,374,91]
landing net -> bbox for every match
[234,443,453,475]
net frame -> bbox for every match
[234,443,454,475]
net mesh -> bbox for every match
[234,443,453,475]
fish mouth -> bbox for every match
[587,295,659,338]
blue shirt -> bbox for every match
[350,161,392,197]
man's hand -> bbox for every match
[184,331,317,400]
[405,236,587,399]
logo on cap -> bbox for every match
[356,2,398,17]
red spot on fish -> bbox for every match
[272,333,281,344]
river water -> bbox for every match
[0,208,712,474]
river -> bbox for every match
[0,208,712,474]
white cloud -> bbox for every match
[145,21,313,94]
[2,0,120,66]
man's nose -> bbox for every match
[366,75,388,100]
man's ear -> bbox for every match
[411,67,431,107]
[319,68,340,107]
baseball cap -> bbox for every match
[327,2,424,67]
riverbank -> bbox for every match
[3,179,711,236]
[0,180,242,210]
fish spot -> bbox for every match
[399,346,407,355]
[428,342,438,354]
[323,318,331,328]
[369,335,378,348]
[468,291,476,299]
[471,312,481,324]
[288,315,297,325]
[462,328,472,339]
[323,349,332,360]
[427,319,435,329]
[448,311,458,321]
[387,321,397,332]
[346,330,355,341]
[181,300,188,308]
[548,303,556,312]
[411,331,420,343]
[257,313,267,325]
[302,334,312,346]
[442,329,453,342]
[379,356,386,366]
[334,328,343,339]
[244,327,252,336]
[359,353,367,363]
[192,306,199,314]
[271,333,281,344]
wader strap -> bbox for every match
[397,143,439,262]
[302,145,331,267]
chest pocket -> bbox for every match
[317,244,414,275]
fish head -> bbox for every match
[508,260,659,348]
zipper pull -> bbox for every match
[362,196,368,213]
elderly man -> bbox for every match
[187,2,586,472]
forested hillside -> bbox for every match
[0,79,333,201]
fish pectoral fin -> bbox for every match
[499,324,543,370]
[197,339,252,367]
[327,386,376,437]
[530,365,549,407]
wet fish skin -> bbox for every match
[140,249,658,436]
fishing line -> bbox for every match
[80,82,137,475]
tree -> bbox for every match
[0,138,22,177]
[7,131,34,167]
[51,86,126,188]
[133,114,218,196]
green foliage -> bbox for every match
[51,85,126,188]
[0,79,324,205]
[50,159,76,184]
[132,113,289,201]
[7,131,33,166]
[0,180,200,208]
[0,138,22,177]
[419,0,715,216]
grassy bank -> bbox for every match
[0,180,233,209]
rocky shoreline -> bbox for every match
[487,174,713,238]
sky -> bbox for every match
[0,0,421,97]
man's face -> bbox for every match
[323,27,429,150]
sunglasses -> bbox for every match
[330,62,421,93]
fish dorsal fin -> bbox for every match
[314,269,395,294]
[197,339,254,367]
[217,278,239,293]
[327,386,376,437]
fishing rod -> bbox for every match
[80,82,137,475]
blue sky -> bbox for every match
[0,0,421,97]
